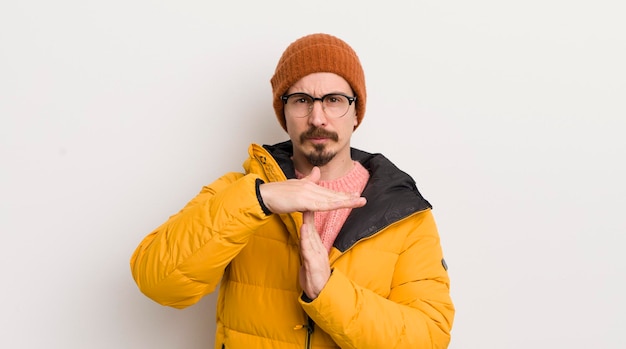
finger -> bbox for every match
[313,196,367,212]
[303,166,321,184]
[300,221,322,254]
[301,228,325,259]
[302,210,315,227]
[299,223,315,257]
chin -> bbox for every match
[305,149,336,167]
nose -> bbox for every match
[308,100,328,127]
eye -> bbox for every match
[289,94,312,105]
[326,94,345,104]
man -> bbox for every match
[131,33,454,348]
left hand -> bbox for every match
[299,210,331,300]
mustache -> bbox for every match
[300,127,339,143]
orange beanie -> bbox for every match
[270,33,366,131]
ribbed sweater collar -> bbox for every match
[295,161,369,193]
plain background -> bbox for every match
[1,1,625,348]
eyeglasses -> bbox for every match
[281,92,357,118]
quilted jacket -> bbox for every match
[130,141,454,348]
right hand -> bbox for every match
[258,167,367,214]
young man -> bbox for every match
[131,33,454,348]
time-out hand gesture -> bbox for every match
[258,167,366,214]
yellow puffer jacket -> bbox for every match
[131,141,454,349]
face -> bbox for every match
[284,72,358,168]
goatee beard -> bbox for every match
[300,127,339,167]
[306,144,336,166]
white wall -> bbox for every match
[1,1,625,348]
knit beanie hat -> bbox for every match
[270,33,366,131]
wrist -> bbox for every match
[255,178,272,216]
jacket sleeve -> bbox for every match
[130,172,270,309]
[299,210,454,348]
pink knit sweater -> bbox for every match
[296,161,370,252]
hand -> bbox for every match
[258,167,366,214]
[299,210,331,300]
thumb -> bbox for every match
[304,166,321,184]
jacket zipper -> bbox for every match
[294,316,314,349]
[304,317,314,349]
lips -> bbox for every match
[306,137,329,144]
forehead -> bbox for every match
[287,72,353,95]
